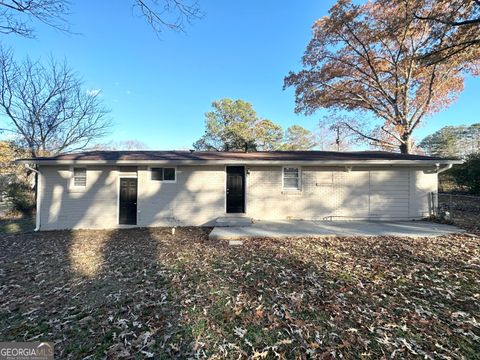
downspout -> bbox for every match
[431,164,453,216]
[25,164,41,232]
[435,163,452,174]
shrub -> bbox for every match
[448,153,480,194]
[438,172,459,193]
[6,181,35,215]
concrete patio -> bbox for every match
[209,220,465,240]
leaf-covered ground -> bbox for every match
[0,228,479,359]
[438,194,480,235]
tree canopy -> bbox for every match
[449,153,480,194]
[0,140,26,176]
[193,99,320,152]
[415,0,480,67]
[285,0,479,154]
[0,140,31,202]
[419,124,480,157]
[281,125,317,150]
[193,99,283,152]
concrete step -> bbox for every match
[215,216,252,227]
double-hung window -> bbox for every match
[73,168,87,187]
[283,167,301,191]
[151,167,176,182]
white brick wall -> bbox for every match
[39,166,118,230]
[38,164,438,230]
[246,166,436,220]
[138,166,225,227]
[39,165,226,230]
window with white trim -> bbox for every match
[73,168,87,187]
[283,167,301,190]
[151,167,176,181]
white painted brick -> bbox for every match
[38,165,438,230]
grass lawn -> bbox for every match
[0,228,479,359]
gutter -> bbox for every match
[25,164,41,232]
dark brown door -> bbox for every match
[226,166,245,213]
[119,178,137,225]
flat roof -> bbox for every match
[16,150,461,166]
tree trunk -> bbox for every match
[399,137,412,154]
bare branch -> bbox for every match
[0,0,71,38]
[414,13,480,27]
[133,0,203,35]
[414,0,480,65]
[0,0,203,38]
[339,121,396,147]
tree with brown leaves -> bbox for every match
[415,0,480,66]
[285,0,479,154]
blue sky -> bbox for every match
[3,0,479,150]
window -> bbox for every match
[151,167,176,182]
[283,167,300,190]
[73,168,86,187]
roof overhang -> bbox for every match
[15,159,463,166]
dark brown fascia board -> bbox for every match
[15,159,463,166]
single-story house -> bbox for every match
[17,150,461,231]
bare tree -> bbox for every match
[0,0,202,38]
[0,48,111,157]
[91,139,149,151]
[317,118,355,152]
[0,0,70,37]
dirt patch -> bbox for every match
[0,228,479,358]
